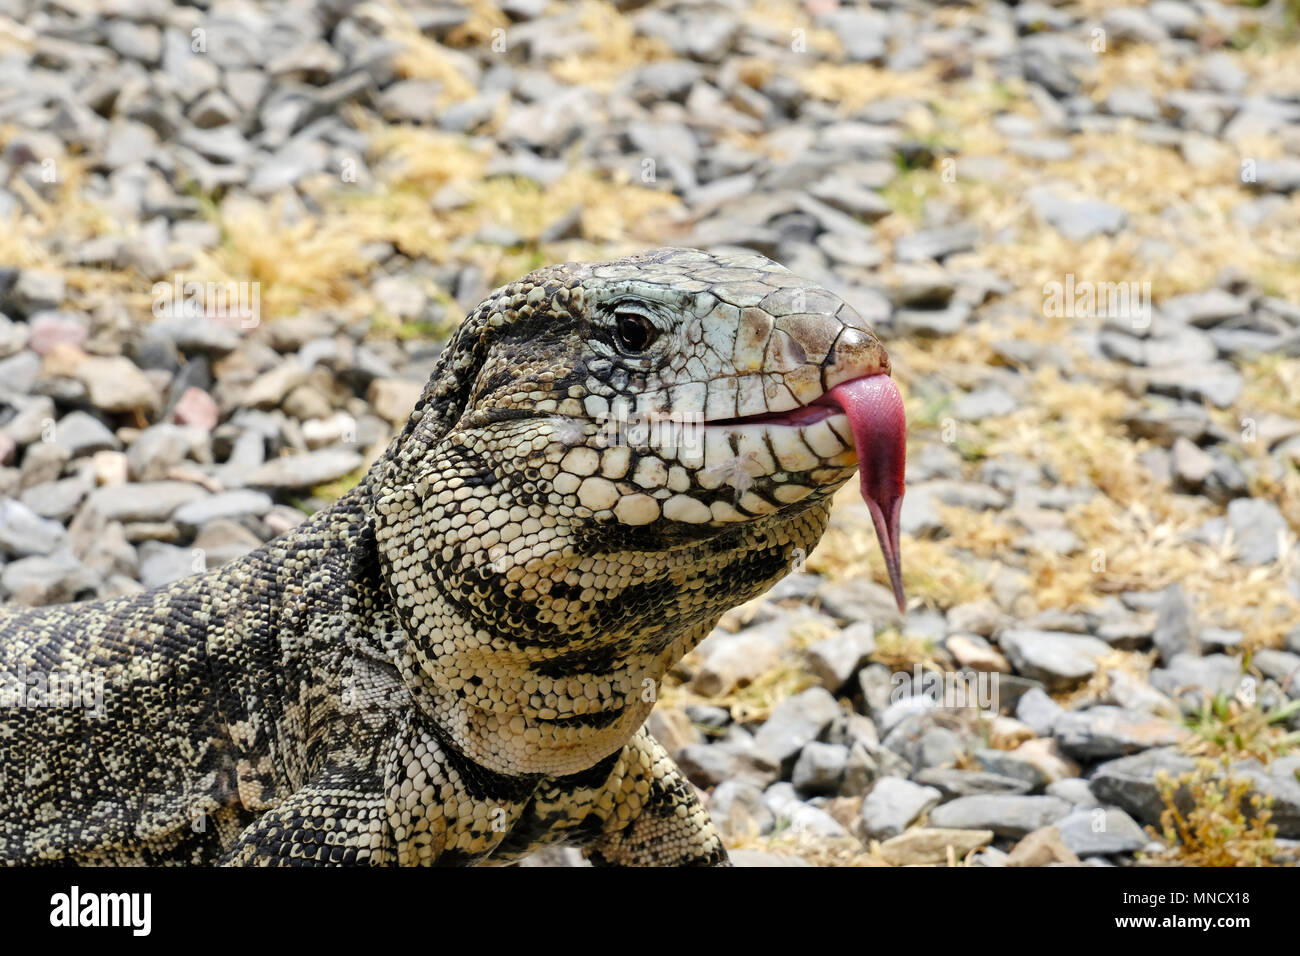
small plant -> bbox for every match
[1183,692,1300,763]
[1148,760,1277,867]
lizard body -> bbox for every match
[0,247,902,866]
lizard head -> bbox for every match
[371,247,905,776]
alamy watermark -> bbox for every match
[50,886,150,936]
[890,664,1000,711]
[1042,273,1151,329]
[593,400,704,454]
[0,664,105,718]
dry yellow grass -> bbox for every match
[371,1,483,106]
[547,0,674,89]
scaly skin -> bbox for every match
[0,247,893,866]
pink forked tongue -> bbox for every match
[820,374,907,613]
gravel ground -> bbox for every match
[2,0,1300,866]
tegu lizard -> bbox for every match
[0,247,906,866]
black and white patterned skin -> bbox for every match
[0,247,896,866]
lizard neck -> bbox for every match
[369,480,834,777]
[206,483,386,804]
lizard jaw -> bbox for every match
[705,374,908,615]
[707,402,839,428]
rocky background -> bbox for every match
[2,0,1300,867]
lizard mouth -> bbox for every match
[530,706,626,729]
[709,374,908,614]
[709,402,840,429]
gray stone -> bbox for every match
[73,355,158,413]
[708,780,774,839]
[1094,616,1154,650]
[1053,706,1190,759]
[1,551,99,605]
[998,630,1111,689]
[860,777,942,840]
[9,271,65,316]
[1088,747,1199,825]
[193,519,261,568]
[818,577,905,629]
[1193,52,1247,94]
[51,412,121,458]
[1055,808,1148,856]
[1104,668,1179,716]
[0,498,67,556]
[1045,778,1100,807]
[18,474,91,522]
[173,490,274,533]
[1252,158,1300,194]
[179,126,252,165]
[82,481,207,523]
[691,614,801,696]
[894,225,978,263]
[1125,399,1211,444]
[1252,649,1300,694]
[808,176,892,221]
[103,121,158,170]
[105,20,161,64]
[0,395,55,447]
[127,424,209,481]
[149,317,241,354]
[763,783,849,838]
[1150,653,1245,705]
[894,302,972,337]
[1104,87,1159,121]
[1101,7,1168,45]
[821,9,889,63]
[883,715,970,771]
[1200,628,1245,652]
[76,520,138,580]
[244,449,364,490]
[928,794,1072,838]
[753,687,841,768]
[1029,190,1127,241]
[0,315,27,359]
[1007,138,1074,161]
[805,622,875,690]
[953,386,1019,421]
[1227,498,1289,566]
[1153,583,1200,663]
[973,748,1054,789]
[1144,363,1243,409]
[1149,2,1200,37]
[791,741,849,795]
[675,740,779,789]
[914,767,1033,799]
[1227,758,1300,837]
[1162,289,1249,328]
[189,90,241,128]
[137,540,200,588]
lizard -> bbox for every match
[0,246,906,866]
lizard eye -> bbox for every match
[614,309,658,354]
